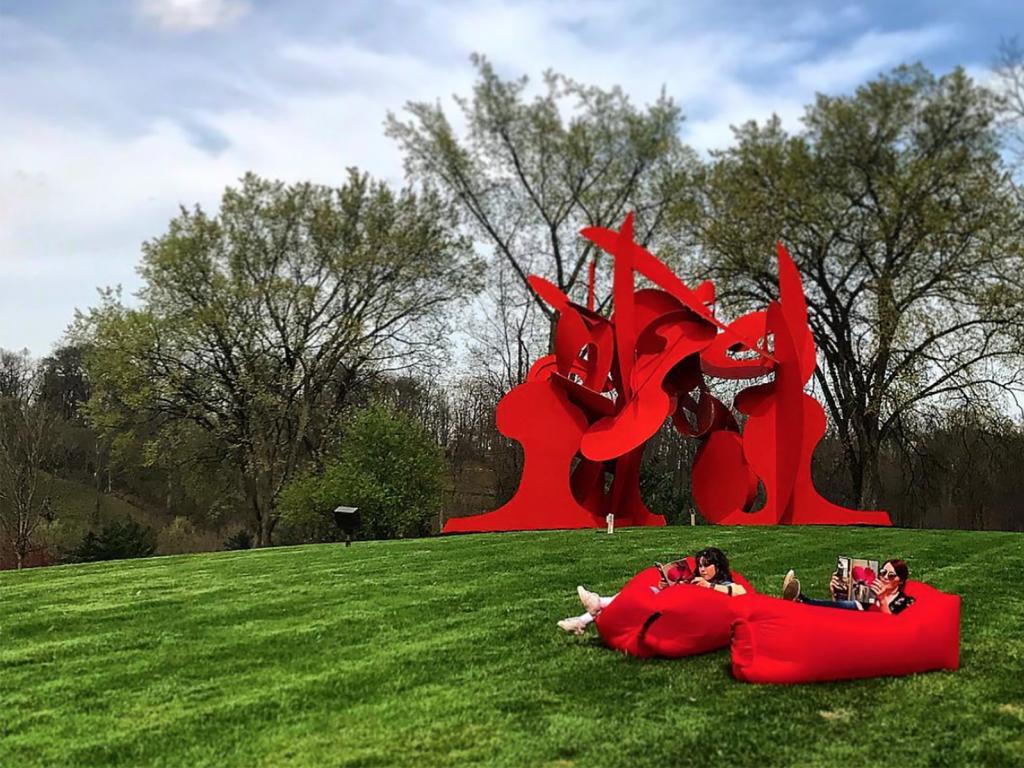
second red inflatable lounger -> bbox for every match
[730,580,960,684]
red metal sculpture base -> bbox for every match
[444,215,892,533]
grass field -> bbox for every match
[1,526,1022,767]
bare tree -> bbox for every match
[0,348,35,400]
[388,55,700,350]
[464,260,547,398]
[0,353,58,569]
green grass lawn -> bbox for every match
[1,527,1022,767]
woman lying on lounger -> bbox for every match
[557,546,746,635]
[781,559,915,615]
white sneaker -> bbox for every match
[577,585,603,616]
[557,616,588,635]
[782,569,801,600]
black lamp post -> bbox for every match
[332,506,361,546]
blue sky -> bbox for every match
[1,0,1021,356]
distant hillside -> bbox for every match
[0,474,226,568]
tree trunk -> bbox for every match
[93,442,102,525]
[15,533,28,569]
[861,278,894,513]
[258,509,275,548]
[839,432,865,509]
[251,471,276,548]
[252,495,265,547]
[857,428,883,512]
[860,453,883,511]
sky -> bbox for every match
[1,0,1021,356]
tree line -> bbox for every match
[4,53,1024,567]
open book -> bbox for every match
[654,559,694,585]
[835,556,879,605]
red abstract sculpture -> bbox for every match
[444,214,892,533]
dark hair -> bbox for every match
[884,559,910,590]
[693,547,733,584]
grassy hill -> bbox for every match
[7,474,228,566]
[1,526,1022,767]
[0,474,154,568]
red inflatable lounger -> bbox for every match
[595,565,754,659]
[730,581,960,684]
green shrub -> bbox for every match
[222,528,254,550]
[156,516,205,555]
[279,403,447,540]
[68,519,157,562]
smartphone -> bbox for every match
[835,556,851,599]
[835,556,851,581]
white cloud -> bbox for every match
[0,2,984,356]
[138,0,250,32]
[794,26,953,93]
[682,88,808,155]
[0,114,238,352]
[680,24,955,153]
[0,31,471,354]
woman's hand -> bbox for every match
[870,580,893,599]
[871,581,894,613]
[829,574,846,598]
[692,577,713,588]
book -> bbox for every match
[835,555,879,605]
[654,559,694,585]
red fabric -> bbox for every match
[730,581,960,684]
[594,562,755,658]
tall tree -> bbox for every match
[0,348,35,400]
[39,345,91,422]
[0,353,58,569]
[77,172,479,546]
[684,65,1024,511]
[388,55,700,360]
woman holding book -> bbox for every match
[557,546,746,635]
[781,559,915,615]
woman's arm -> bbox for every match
[830,573,847,599]
[704,582,746,596]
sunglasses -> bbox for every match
[879,569,898,580]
